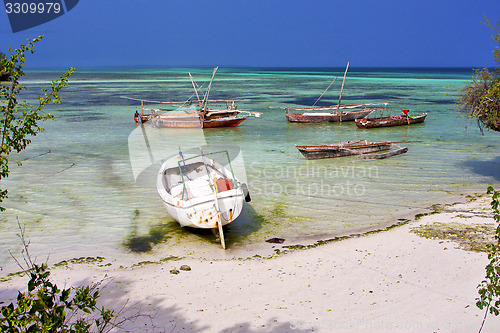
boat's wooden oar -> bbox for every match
[199,146,226,250]
[217,220,225,250]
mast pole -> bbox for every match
[202,67,219,114]
[189,72,202,107]
[336,62,349,122]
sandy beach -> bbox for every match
[1,191,500,333]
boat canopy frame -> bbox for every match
[176,150,238,200]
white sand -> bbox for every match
[2,193,500,332]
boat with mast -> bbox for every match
[122,67,258,128]
[270,62,389,123]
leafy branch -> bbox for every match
[456,17,500,134]
[0,221,117,332]
[0,35,74,210]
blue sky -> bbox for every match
[1,0,499,69]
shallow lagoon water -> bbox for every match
[1,67,499,272]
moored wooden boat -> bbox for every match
[122,67,258,128]
[270,62,389,123]
[295,140,392,160]
[149,111,248,128]
[285,106,385,123]
[157,149,251,249]
[355,113,427,129]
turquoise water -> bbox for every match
[1,67,499,272]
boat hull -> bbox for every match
[296,142,392,160]
[355,113,427,129]
[160,189,244,228]
[149,114,247,128]
[152,114,203,128]
[202,116,247,128]
[286,109,372,123]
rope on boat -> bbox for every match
[312,76,337,107]
[178,147,193,181]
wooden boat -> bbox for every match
[122,67,258,128]
[156,149,251,249]
[151,112,203,128]
[285,105,386,123]
[296,140,413,160]
[132,102,248,128]
[295,140,392,160]
[355,113,427,129]
[270,62,389,123]
[151,114,248,128]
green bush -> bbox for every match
[0,263,115,332]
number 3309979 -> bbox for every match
[5,2,62,14]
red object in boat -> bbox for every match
[216,179,234,192]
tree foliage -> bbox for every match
[0,35,74,210]
[457,17,500,133]
[0,263,115,332]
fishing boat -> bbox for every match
[295,139,415,160]
[151,114,248,128]
[151,112,203,128]
[122,67,258,128]
[355,112,427,129]
[156,148,251,249]
[285,105,386,123]
[295,140,392,160]
[270,62,389,123]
